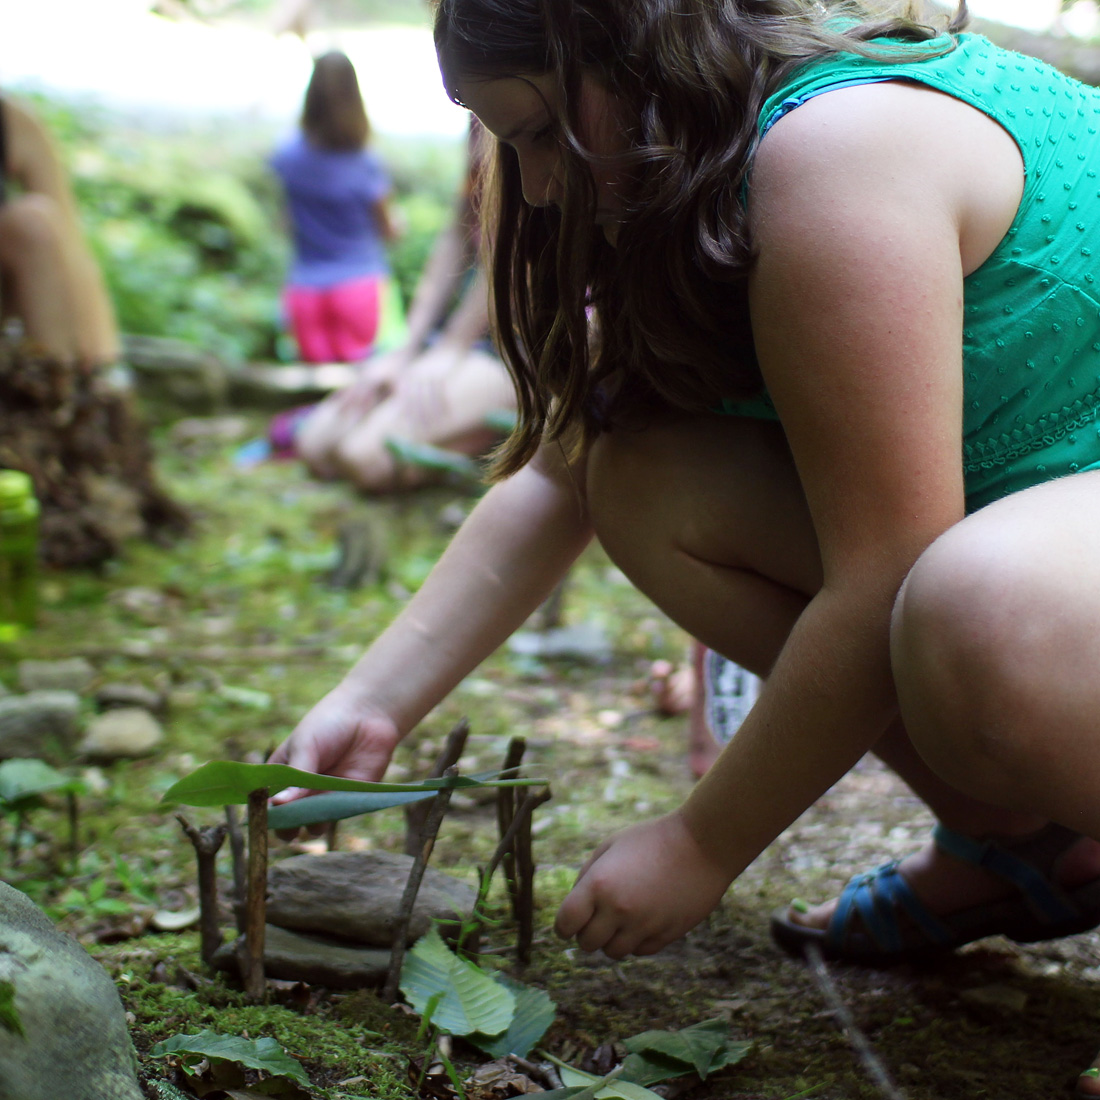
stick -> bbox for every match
[803,944,907,1100]
[495,737,526,917]
[224,805,247,933]
[482,786,551,886]
[243,788,269,1001]
[385,766,458,1003]
[404,720,469,857]
[66,790,79,865]
[513,786,537,965]
[175,815,227,967]
[465,786,551,955]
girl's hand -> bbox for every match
[554,811,734,959]
[267,685,402,831]
[336,350,411,415]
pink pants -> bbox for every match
[283,275,382,364]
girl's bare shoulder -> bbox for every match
[750,79,1022,274]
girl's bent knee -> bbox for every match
[891,526,1054,797]
[0,194,66,255]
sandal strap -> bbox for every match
[932,823,1080,924]
[827,861,955,953]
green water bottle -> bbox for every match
[0,470,40,642]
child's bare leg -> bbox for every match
[335,347,513,492]
[297,394,363,480]
[0,195,81,362]
[887,471,1100,1091]
[586,414,1100,947]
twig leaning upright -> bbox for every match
[242,787,269,1001]
[513,785,539,966]
[224,804,246,933]
[470,784,551,961]
[175,815,227,967]
[385,765,459,1003]
[404,720,469,857]
[496,736,527,917]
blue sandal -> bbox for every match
[770,823,1100,966]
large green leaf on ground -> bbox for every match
[467,974,556,1058]
[161,760,540,807]
[400,928,515,1038]
[149,1030,310,1086]
[622,1018,752,1081]
[0,758,81,807]
[557,1064,667,1100]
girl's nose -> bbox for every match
[520,152,562,208]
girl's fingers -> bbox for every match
[554,881,596,940]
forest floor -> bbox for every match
[6,409,1100,1100]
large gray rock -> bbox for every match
[0,882,142,1100]
[265,850,476,946]
[0,691,81,762]
[213,924,391,989]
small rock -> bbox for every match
[265,850,476,947]
[212,925,391,988]
[78,707,163,760]
[0,881,143,1099]
[0,691,81,762]
[151,907,201,932]
[508,621,612,663]
[95,683,165,715]
[17,659,95,695]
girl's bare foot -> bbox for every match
[648,658,694,716]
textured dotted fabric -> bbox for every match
[752,33,1100,512]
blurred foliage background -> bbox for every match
[31,89,463,364]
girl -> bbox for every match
[271,2,1100,1089]
[271,50,397,364]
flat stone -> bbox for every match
[0,882,143,1100]
[265,850,475,947]
[212,925,391,989]
[0,692,80,762]
[226,362,354,411]
[95,683,165,715]
[16,658,95,695]
[78,707,162,759]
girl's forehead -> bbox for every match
[450,72,558,121]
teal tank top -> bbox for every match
[726,33,1100,512]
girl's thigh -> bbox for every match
[585,413,821,672]
[891,470,1100,810]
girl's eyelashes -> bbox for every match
[531,121,559,145]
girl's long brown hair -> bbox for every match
[435,1,970,477]
[302,50,371,151]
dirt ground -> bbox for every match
[14,417,1098,1100]
[522,743,1100,1100]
